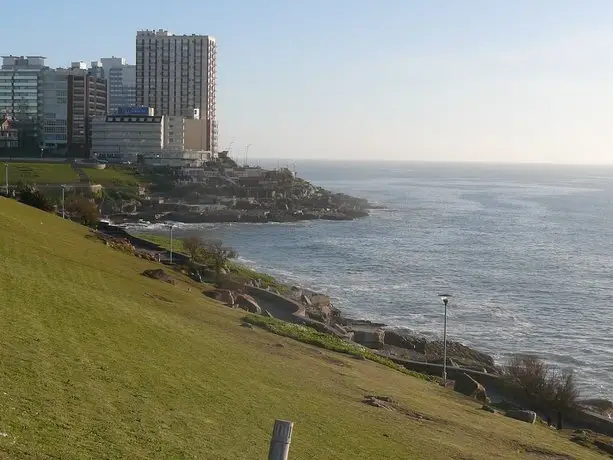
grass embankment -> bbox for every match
[134,233,287,292]
[82,166,140,187]
[0,198,606,459]
[4,162,78,184]
[243,315,438,383]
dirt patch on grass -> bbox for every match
[142,269,175,285]
[145,292,174,303]
[520,445,574,459]
[362,395,434,422]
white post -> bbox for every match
[61,186,65,219]
[169,224,174,264]
[268,419,293,460]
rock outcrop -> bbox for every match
[235,293,262,314]
[352,329,385,349]
[506,410,537,424]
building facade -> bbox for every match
[91,113,164,162]
[100,57,136,114]
[41,69,68,151]
[0,56,46,150]
[0,115,19,148]
[67,70,107,156]
[135,29,217,152]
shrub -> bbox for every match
[18,186,54,212]
[66,196,100,227]
[504,355,579,412]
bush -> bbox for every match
[504,355,579,412]
[66,196,100,227]
[18,186,54,212]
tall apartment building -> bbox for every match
[135,29,217,152]
[0,56,46,150]
[100,57,136,114]
[66,63,107,156]
[41,69,68,151]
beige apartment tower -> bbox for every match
[135,29,217,152]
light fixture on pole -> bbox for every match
[438,294,452,382]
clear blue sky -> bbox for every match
[6,0,613,163]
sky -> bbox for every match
[5,0,613,163]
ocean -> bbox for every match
[128,161,613,400]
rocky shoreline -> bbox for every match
[108,207,373,225]
[210,280,500,375]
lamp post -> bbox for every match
[169,224,175,264]
[439,294,452,382]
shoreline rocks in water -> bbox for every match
[284,286,499,374]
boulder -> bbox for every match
[384,329,427,352]
[218,290,235,306]
[506,410,537,424]
[236,294,262,314]
[595,440,613,455]
[455,373,489,403]
[352,329,385,349]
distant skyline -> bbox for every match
[6,0,613,164]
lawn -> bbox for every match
[82,166,140,187]
[0,197,606,459]
[2,162,79,185]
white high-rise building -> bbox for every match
[0,56,46,151]
[100,57,136,114]
[135,29,217,152]
[41,69,68,150]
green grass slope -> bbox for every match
[82,166,140,187]
[4,163,78,185]
[0,198,604,459]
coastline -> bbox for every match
[99,221,613,427]
[121,224,500,374]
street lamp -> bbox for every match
[439,294,452,382]
[168,224,175,264]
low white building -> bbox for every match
[91,113,164,162]
[91,110,211,164]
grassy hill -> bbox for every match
[0,197,605,459]
[3,162,79,184]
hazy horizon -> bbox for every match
[7,0,613,164]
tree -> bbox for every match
[183,236,205,262]
[504,355,579,413]
[66,195,100,227]
[203,239,237,278]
